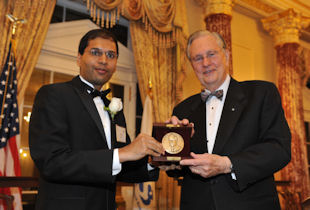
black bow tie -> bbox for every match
[201,89,223,102]
[90,88,111,100]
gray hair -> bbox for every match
[186,30,227,60]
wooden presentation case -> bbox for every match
[152,123,192,164]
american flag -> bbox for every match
[0,43,22,210]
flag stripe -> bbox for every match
[0,147,5,174]
[0,187,11,210]
[5,141,14,176]
[8,136,21,176]
[10,187,22,210]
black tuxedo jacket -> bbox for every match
[170,78,291,210]
[29,76,158,210]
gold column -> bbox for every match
[262,8,310,207]
[197,0,233,74]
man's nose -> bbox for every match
[202,56,211,66]
[98,54,107,64]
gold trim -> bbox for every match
[167,156,181,161]
[237,0,278,14]
[166,124,180,127]
[292,0,310,11]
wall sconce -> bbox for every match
[23,112,31,123]
[19,147,29,159]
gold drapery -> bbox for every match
[277,43,310,205]
[130,20,183,209]
[87,0,188,48]
[0,0,56,107]
[130,20,178,126]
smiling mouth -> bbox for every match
[95,68,108,74]
[203,69,215,75]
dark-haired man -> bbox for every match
[29,29,164,210]
[167,30,291,210]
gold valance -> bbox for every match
[87,0,122,28]
[87,0,188,48]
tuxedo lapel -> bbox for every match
[189,97,208,154]
[212,78,247,154]
[110,115,116,149]
[101,99,117,149]
[70,77,108,147]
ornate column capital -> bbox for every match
[262,8,310,46]
[196,0,233,16]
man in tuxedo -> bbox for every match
[29,29,164,210]
[167,30,291,210]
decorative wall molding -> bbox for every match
[234,0,278,15]
[233,0,310,16]
[230,0,310,41]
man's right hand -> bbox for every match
[167,116,195,137]
[118,133,165,163]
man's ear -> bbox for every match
[225,50,230,65]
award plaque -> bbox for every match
[152,123,191,163]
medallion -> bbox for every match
[162,132,184,154]
[152,123,192,164]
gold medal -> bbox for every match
[162,132,184,154]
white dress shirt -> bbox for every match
[205,75,230,154]
[204,75,236,179]
[80,76,121,175]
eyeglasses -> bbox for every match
[191,50,219,64]
[89,48,117,59]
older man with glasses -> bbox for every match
[167,30,291,210]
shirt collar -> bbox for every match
[219,74,230,99]
[218,75,230,102]
[79,75,94,92]
[204,74,230,102]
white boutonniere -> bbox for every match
[104,97,123,121]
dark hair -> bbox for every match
[186,30,226,59]
[78,29,119,56]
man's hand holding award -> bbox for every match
[152,117,193,165]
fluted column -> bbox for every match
[262,8,310,206]
[196,0,233,74]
